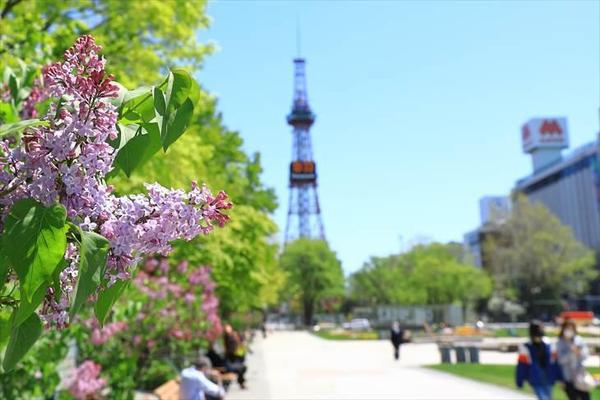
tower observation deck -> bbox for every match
[284,58,325,243]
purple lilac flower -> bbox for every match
[65,360,107,400]
[0,36,232,329]
[85,318,127,346]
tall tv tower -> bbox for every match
[284,57,326,243]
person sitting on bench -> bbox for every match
[206,344,247,390]
[180,356,225,400]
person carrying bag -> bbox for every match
[556,320,595,400]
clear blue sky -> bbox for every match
[198,0,600,274]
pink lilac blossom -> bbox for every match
[84,318,127,346]
[135,259,223,342]
[189,266,222,341]
[169,328,191,340]
[177,260,188,274]
[0,36,232,329]
[65,360,107,400]
[21,69,49,119]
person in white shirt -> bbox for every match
[180,356,225,400]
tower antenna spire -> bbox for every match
[296,15,302,57]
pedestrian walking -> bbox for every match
[516,320,560,400]
[556,320,593,400]
[390,321,404,360]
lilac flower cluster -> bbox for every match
[134,258,223,342]
[0,36,232,330]
[84,318,128,346]
[21,69,49,119]
[101,182,231,285]
[189,265,222,341]
[65,360,107,400]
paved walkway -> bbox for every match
[228,331,533,400]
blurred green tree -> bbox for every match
[279,239,345,326]
[484,195,597,317]
[0,0,212,87]
[349,243,492,310]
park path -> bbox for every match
[228,331,533,400]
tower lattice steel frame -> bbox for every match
[284,58,325,243]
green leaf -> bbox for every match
[153,86,166,115]
[0,234,7,291]
[2,313,42,371]
[0,102,18,125]
[122,86,152,104]
[4,200,68,301]
[110,123,140,150]
[18,88,31,102]
[70,230,109,318]
[95,279,129,326]
[34,98,53,118]
[0,119,49,137]
[18,60,37,88]
[113,122,162,176]
[2,66,14,85]
[161,97,194,150]
[119,86,153,122]
[8,74,18,104]
[158,70,195,150]
[168,69,193,108]
[11,283,47,327]
[0,250,7,292]
[0,311,11,349]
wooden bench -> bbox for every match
[154,378,180,400]
[153,371,238,400]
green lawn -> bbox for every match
[490,327,597,338]
[427,364,600,400]
[313,330,380,340]
[489,328,530,337]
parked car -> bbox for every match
[343,318,371,331]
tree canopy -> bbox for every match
[484,195,597,317]
[279,239,345,326]
[349,242,492,308]
[0,0,213,87]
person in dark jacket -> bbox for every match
[206,345,247,390]
[390,321,404,360]
[516,320,561,400]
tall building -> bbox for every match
[284,58,325,243]
[463,117,600,309]
[463,196,511,268]
[515,118,600,252]
[515,117,600,309]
